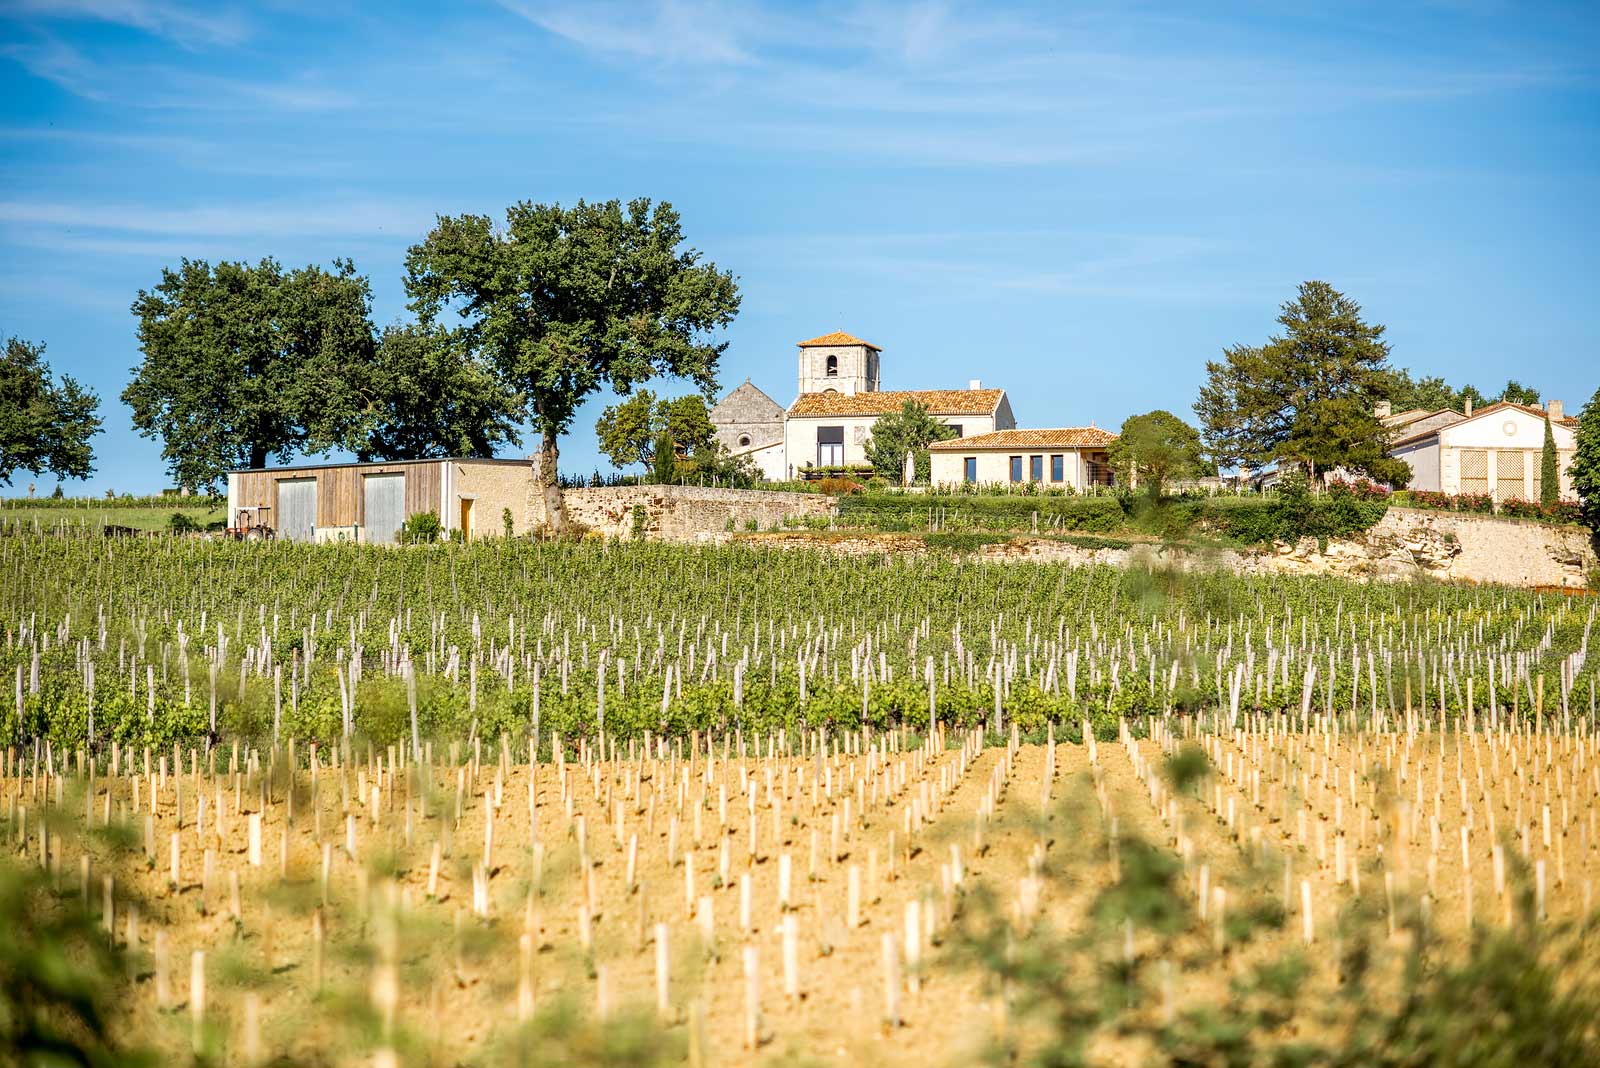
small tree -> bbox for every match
[596,390,660,469]
[1540,414,1559,507]
[863,400,956,483]
[1107,410,1208,498]
[0,337,101,486]
[1570,387,1600,533]
[597,392,716,471]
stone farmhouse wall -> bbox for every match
[534,485,837,541]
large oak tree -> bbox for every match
[0,337,101,486]
[124,257,377,490]
[403,198,740,530]
[1195,281,1410,486]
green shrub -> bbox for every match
[399,511,442,545]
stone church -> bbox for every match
[710,330,1017,482]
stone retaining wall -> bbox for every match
[536,485,837,541]
[738,508,1599,589]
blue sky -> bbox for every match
[1,0,1596,493]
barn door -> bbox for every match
[363,473,405,544]
[276,478,317,543]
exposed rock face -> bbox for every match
[737,508,1598,589]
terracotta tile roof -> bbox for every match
[788,388,1005,417]
[797,330,880,350]
[928,427,1117,450]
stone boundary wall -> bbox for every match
[536,485,837,541]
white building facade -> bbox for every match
[1387,400,1578,500]
[929,428,1117,490]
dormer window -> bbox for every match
[825,354,838,377]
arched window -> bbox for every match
[737,434,751,448]
[825,354,838,377]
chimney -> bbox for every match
[969,379,982,390]
[1375,401,1392,420]
[1548,399,1564,422]
[1465,397,1473,416]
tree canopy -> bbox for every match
[403,198,740,528]
[124,257,377,489]
[1390,370,1542,415]
[1195,281,1410,486]
[595,390,716,470]
[864,400,957,483]
[1570,387,1600,533]
[0,337,101,486]
[1107,410,1210,496]
[356,324,522,461]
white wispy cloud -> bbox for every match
[0,196,435,245]
[498,0,759,66]
[0,35,354,112]
[0,0,249,48]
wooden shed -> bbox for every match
[226,457,536,544]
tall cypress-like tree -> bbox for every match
[1195,281,1410,486]
[1540,415,1560,507]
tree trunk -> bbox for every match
[539,427,566,533]
[249,443,267,470]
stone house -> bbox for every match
[928,427,1117,490]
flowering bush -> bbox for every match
[1401,490,1494,514]
[1326,477,1390,501]
[1499,498,1583,524]
[815,477,864,496]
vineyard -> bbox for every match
[4,533,1600,1065]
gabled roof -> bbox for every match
[1389,400,1577,449]
[928,427,1117,451]
[788,388,1005,418]
[797,330,880,350]
[710,379,783,418]
[1382,408,1434,428]
[1474,400,1579,427]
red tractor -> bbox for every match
[225,505,275,541]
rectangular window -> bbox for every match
[1050,454,1064,482]
[963,457,977,483]
[945,423,963,438]
[817,426,844,467]
[1029,455,1044,481]
[1009,456,1023,483]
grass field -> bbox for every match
[0,500,226,533]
